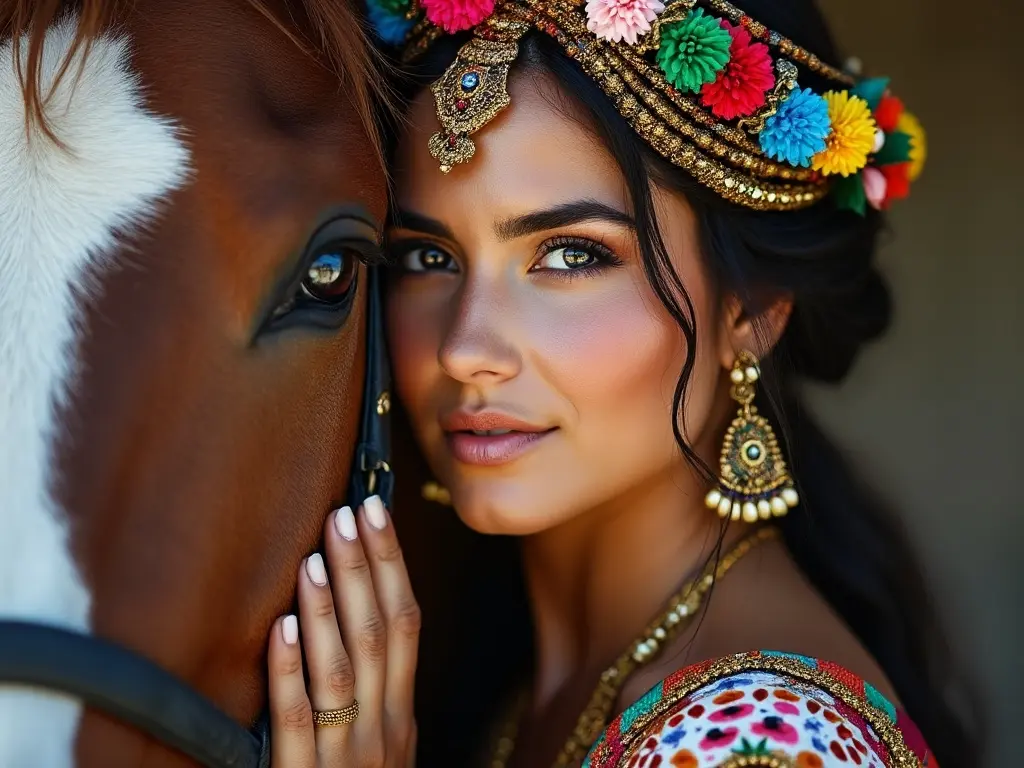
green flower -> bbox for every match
[657,8,732,93]
[373,0,411,17]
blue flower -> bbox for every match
[759,88,831,167]
[707,676,753,693]
[366,2,414,45]
[662,728,687,747]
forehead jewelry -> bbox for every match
[368,0,926,214]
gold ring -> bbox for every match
[312,700,359,727]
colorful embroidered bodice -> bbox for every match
[583,651,937,768]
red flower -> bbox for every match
[881,162,911,204]
[874,95,904,133]
[700,21,774,120]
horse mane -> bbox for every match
[1,0,386,166]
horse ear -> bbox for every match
[7,0,119,143]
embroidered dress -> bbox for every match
[583,651,938,768]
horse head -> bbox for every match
[0,1,388,765]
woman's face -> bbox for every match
[386,71,728,535]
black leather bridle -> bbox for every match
[0,265,393,768]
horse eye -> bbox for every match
[301,247,359,304]
[259,209,379,336]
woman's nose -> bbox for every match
[437,278,522,386]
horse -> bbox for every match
[0,1,391,765]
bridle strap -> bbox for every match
[0,621,264,768]
[349,264,394,509]
[0,264,392,766]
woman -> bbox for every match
[264,0,975,765]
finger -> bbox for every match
[296,554,357,757]
[268,616,316,768]
[358,496,421,729]
[405,720,418,768]
[326,505,386,732]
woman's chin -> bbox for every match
[450,483,561,537]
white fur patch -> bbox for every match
[0,16,189,767]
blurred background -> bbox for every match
[810,1,1022,764]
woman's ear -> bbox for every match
[716,293,793,369]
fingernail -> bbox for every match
[364,495,386,530]
[282,615,298,645]
[334,506,357,540]
[305,553,327,586]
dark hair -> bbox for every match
[398,4,978,764]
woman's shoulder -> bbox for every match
[584,650,937,768]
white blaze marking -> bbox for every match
[0,16,189,767]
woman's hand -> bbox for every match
[267,496,420,767]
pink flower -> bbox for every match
[751,716,800,745]
[698,726,739,751]
[709,703,755,723]
[862,167,888,210]
[586,0,665,44]
[422,0,494,32]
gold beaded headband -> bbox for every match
[366,0,927,213]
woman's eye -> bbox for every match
[401,246,456,273]
[535,246,598,271]
[300,248,359,303]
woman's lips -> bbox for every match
[445,429,556,466]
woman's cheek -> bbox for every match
[527,291,678,463]
[388,290,442,414]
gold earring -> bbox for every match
[705,351,799,523]
[421,481,452,506]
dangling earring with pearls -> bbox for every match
[704,351,799,523]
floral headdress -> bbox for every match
[366,0,927,213]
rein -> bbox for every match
[0,622,270,767]
[0,265,393,768]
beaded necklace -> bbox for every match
[489,526,778,768]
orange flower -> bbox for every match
[796,752,825,768]
[713,690,745,705]
[773,689,801,702]
[671,749,698,768]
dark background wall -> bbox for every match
[813,1,1022,763]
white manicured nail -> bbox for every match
[364,495,386,530]
[282,615,298,645]
[305,554,327,586]
[334,506,357,540]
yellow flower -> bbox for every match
[897,111,927,181]
[812,91,877,177]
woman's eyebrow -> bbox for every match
[392,200,635,243]
[391,209,456,241]
[494,200,636,241]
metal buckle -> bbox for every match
[360,449,391,496]
[367,463,391,495]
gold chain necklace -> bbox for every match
[489,526,779,768]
